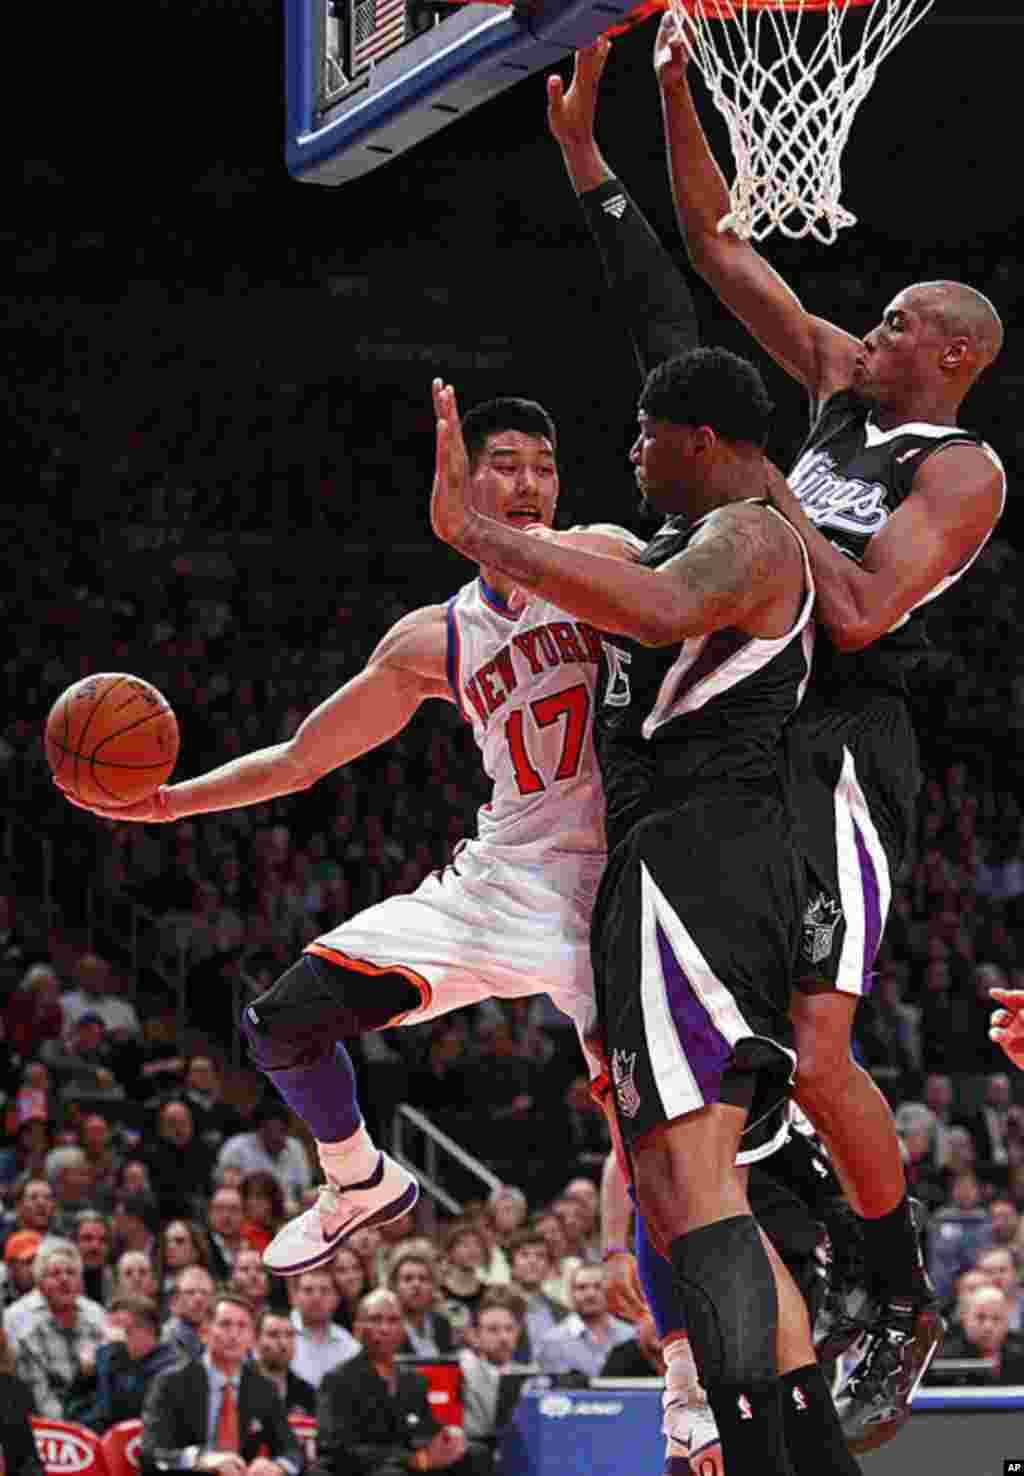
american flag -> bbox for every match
[352,0,407,71]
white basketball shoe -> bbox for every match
[262,1152,419,1275]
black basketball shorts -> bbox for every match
[592,787,803,1159]
[785,689,921,997]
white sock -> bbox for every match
[317,1125,379,1186]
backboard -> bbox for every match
[285,0,642,185]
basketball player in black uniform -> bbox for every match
[432,351,862,1476]
[655,14,1006,1450]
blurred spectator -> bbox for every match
[14,1240,109,1417]
[974,1247,1024,1333]
[79,1113,124,1204]
[41,1015,126,1104]
[138,1293,303,1476]
[46,1145,98,1228]
[4,962,64,1056]
[458,1292,530,1447]
[331,1245,368,1332]
[0,1325,43,1476]
[505,1228,567,1362]
[462,1202,511,1288]
[563,1076,612,1176]
[0,1229,42,1313]
[0,1174,56,1248]
[79,1293,180,1432]
[600,1313,666,1377]
[111,1191,162,1260]
[855,964,922,1080]
[988,1198,1021,1251]
[389,1249,456,1356]
[927,1173,995,1303]
[929,1285,1024,1385]
[229,1247,277,1322]
[966,1072,1016,1173]
[486,1186,528,1244]
[438,1220,487,1335]
[218,1101,313,1204]
[115,1249,159,1301]
[923,1073,957,1165]
[205,1183,246,1282]
[347,1226,383,1291]
[76,1209,115,1306]
[289,1266,359,1387]
[0,1117,51,1194]
[174,1055,243,1154]
[162,1264,216,1362]
[534,1265,634,1377]
[316,1289,490,1476]
[0,893,34,999]
[239,1171,288,1255]
[894,1104,947,1213]
[553,1194,598,1266]
[156,1218,215,1315]
[531,1210,580,1307]
[145,1099,217,1223]
[253,1308,316,1417]
[61,953,141,1041]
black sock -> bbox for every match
[705,1380,793,1475]
[780,1365,859,1475]
[857,1196,930,1302]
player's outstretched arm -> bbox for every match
[766,445,1004,652]
[433,380,799,644]
[58,606,451,823]
[990,988,1024,1070]
[550,35,700,378]
[654,15,859,400]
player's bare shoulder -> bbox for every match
[367,603,451,698]
[683,497,805,636]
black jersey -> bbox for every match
[789,389,1005,696]
[596,500,815,851]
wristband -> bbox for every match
[602,1246,633,1261]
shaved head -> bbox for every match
[908,280,1004,375]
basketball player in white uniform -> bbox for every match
[59,394,642,1277]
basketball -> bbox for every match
[45,673,180,808]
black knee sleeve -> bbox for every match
[669,1214,778,1388]
[241,953,421,1072]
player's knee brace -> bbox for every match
[241,954,420,1072]
[669,1215,778,1389]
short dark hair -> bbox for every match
[477,1287,526,1326]
[115,1194,161,1236]
[109,1295,160,1334]
[505,1228,549,1261]
[461,398,557,469]
[638,347,774,449]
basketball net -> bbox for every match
[661,0,937,243]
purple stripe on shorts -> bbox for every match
[656,922,731,1103]
[852,816,882,995]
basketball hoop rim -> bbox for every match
[679,0,875,15]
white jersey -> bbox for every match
[446,575,607,857]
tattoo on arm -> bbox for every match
[662,504,789,629]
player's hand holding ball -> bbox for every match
[47,673,180,822]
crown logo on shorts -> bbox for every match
[611,1048,641,1119]
[801,890,843,966]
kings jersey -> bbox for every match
[790,389,1006,694]
[596,501,815,852]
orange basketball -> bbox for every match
[45,673,180,807]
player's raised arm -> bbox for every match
[548,38,699,378]
[654,16,859,399]
[58,606,451,823]
[432,379,801,646]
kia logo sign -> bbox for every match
[34,1430,97,1472]
[539,1394,573,1419]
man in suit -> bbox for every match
[254,1309,317,1417]
[458,1293,532,1458]
[389,1253,456,1358]
[925,1285,1024,1386]
[139,1292,303,1476]
[316,1290,490,1476]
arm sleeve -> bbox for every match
[577,178,700,378]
